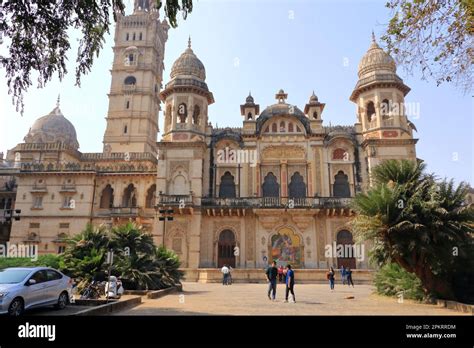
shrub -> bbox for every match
[0,254,63,269]
[374,263,425,301]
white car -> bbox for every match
[0,267,73,316]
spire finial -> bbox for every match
[56,94,60,108]
[188,35,191,49]
[371,30,376,43]
[249,90,252,96]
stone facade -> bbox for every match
[1,3,420,270]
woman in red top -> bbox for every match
[278,265,284,283]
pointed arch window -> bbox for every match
[178,103,188,123]
[192,105,200,125]
[366,101,375,122]
[333,171,350,197]
[122,184,137,207]
[219,171,236,198]
[145,184,156,208]
[279,121,286,132]
[262,172,279,197]
[271,123,277,132]
[288,172,306,198]
[288,123,294,132]
[381,99,390,119]
[100,185,114,208]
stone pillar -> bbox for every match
[307,163,312,196]
[280,160,287,197]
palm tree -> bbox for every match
[352,159,474,300]
[111,222,183,290]
[60,224,110,289]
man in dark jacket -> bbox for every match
[266,261,278,300]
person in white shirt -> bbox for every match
[221,265,230,285]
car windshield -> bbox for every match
[0,269,32,284]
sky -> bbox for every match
[0,0,472,185]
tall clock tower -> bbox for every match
[103,0,169,155]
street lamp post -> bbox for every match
[157,208,174,247]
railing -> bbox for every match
[158,195,193,205]
[110,207,141,216]
[201,197,352,209]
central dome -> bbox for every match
[170,38,206,81]
[24,104,79,150]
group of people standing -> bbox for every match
[266,261,295,303]
[327,265,354,290]
[221,262,355,299]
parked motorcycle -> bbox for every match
[105,276,124,299]
[80,280,106,300]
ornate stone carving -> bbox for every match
[213,220,241,243]
[261,145,306,160]
[258,215,280,230]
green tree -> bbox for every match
[0,0,193,114]
[59,223,110,289]
[111,222,162,290]
[60,222,183,291]
[154,245,183,288]
[352,159,474,301]
[382,0,473,92]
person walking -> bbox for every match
[221,264,229,285]
[340,265,346,285]
[346,268,354,287]
[265,261,278,300]
[327,267,335,291]
[278,265,284,283]
[284,264,295,303]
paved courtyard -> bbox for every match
[116,282,467,316]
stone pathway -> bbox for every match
[116,282,467,316]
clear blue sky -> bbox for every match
[0,0,472,185]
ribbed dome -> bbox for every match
[170,39,206,81]
[358,34,396,78]
[24,105,79,150]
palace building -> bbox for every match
[0,0,419,271]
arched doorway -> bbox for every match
[217,230,236,268]
[336,230,356,269]
[219,171,236,198]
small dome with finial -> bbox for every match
[170,36,206,81]
[309,91,318,103]
[358,31,396,78]
[246,92,254,104]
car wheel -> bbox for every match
[8,298,24,316]
[55,291,69,310]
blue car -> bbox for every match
[0,267,72,316]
